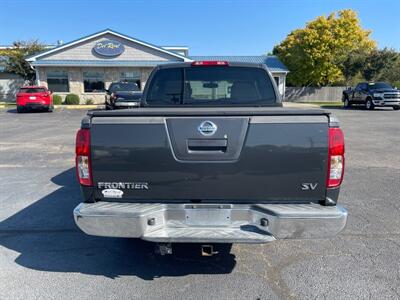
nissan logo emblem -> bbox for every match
[198,121,217,136]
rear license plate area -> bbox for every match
[29,96,37,100]
[185,207,231,226]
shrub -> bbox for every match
[52,94,62,105]
[85,99,94,105]
[64,93,80,105]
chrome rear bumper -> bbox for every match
[73,202,347,243]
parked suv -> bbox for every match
[16,86,54,113]
[105,81,142,110]
[342,82,400,110]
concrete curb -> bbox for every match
[283,102,320,108]
[0,104,101,110]
[54,105,101,109]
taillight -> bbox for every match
[75,128,92,186]
[191,61,229,66]
[327,127,345,188]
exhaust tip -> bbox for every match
[201,245,218,257]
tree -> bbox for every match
[1,40,45,83]
[378,56,400,87]
[342,49,368,85]
[273,10,376,86]
[362,48,399,81]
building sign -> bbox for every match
[93,40,125,57]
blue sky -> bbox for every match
[0,0,398,55]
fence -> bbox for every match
[0,73,25,102]
[285,86,345,102]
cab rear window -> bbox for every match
[19,88,46,93]
[146,66,276,106]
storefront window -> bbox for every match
[47,70,69,92]
[83,71,105,92]
[120,71,141,89]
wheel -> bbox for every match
[47,105,54,112]
[17,106,24,113]
[393,106,400,111]
[366,98,374,110]
[343,97,351,108]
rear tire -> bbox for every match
[47,106,54,112]
[393,106,400,111]
[366,98,374,110]
[17,106,24,113]
[343,97,351,109]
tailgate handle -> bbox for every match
[187,139,227,152]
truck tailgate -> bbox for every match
[89,108,329,203]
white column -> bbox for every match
[282,74,287,100]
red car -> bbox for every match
[16,86,54,113]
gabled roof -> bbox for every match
[190,55,289,73]
[31,60,174,67]
[26,29,191,62]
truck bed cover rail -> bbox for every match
[87,107,329,117]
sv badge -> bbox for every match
[301,183,318,191]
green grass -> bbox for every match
[298,101,343,108]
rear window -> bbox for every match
[146,66,276,106]
[109,82,139,92]
[19,88,46,93]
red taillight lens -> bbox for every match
[191,61,229,66]
[327,127,345,188]
[75,129,92,186]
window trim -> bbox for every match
[46,70,70,93]
[83,71,105,93]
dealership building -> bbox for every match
[25,29,289,103]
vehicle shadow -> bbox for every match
[6,108,50,114]
[0,168,236,279]
[6,108,18,114]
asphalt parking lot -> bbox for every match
[0,106,399,299]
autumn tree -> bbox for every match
[273,10,376,86]
[0,40,45,83]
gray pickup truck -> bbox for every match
[73,61,347,254]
